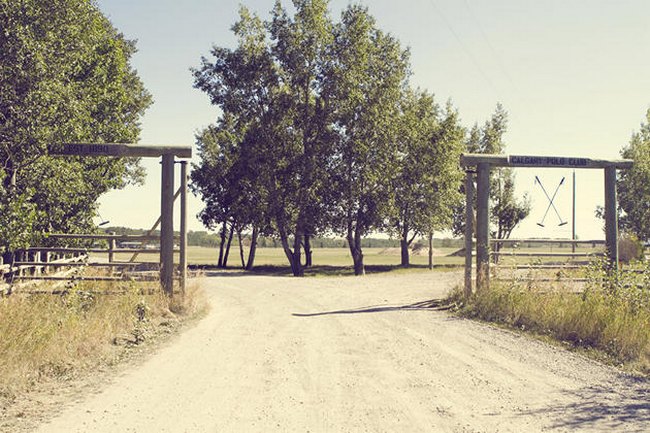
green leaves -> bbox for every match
[0,186,39,252]
[0,0,151,246]
[193,1,470,274]
[618,109,650,240]
[452,105,529,239]
[390,91,465,265]
[325,4,409,241]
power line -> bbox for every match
[426,0,499,96]
[462,0,518,93]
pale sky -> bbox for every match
[95,0,650,240]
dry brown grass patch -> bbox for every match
[0,279,206,401]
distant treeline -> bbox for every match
[102,227,462,249]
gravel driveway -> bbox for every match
[35,270,650,432]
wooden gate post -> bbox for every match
[160,154,175,295]
[179,161,188,294]
[464,170,475,297]
[476,162,490,291]
[31,252,38,276]
[41,251,49,274]
[604,166,619,272]
[108,231,116,263]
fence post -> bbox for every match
[180,161,188,294]
[31,251,39,276]
[16,250,23,279]
[108,231,116,276]
[108,231,116,261]
[464,170,475,297]
[160,154,175,296]
[43,251,50,275]
[476,162,491,291]
[604,166,619,273]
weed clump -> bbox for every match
[452,260,650,371]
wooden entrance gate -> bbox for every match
[461,153,633,295]
[39,143,194,295]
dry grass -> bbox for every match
[0,280,206,400]
[450,262,650,372]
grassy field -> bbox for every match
[103,243,606,272]
[105,246,465,268]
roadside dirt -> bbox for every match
[25,271,650,432]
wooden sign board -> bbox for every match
[461,153,632,170]
[508,155,589,168]
[50,143,127,156]
[49,143,192,158]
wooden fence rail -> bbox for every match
[0,231,181,294]
[489,237,607,281]
[1,252,87,295]
[491,252,604,258]
[491,238,606,245]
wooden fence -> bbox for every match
[490,238,606,283]
[1,232,180,295]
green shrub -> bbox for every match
[619,233,644,264]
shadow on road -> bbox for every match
[292,298,454,317]
[519,379,650,431]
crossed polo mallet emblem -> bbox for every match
[534,176,567,227]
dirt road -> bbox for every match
[36,271,649,432]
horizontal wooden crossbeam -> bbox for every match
[46,233,165,241]
[13,261,152,267]
[49,143,191,158]
[24,247,178,254]
[461,153,633,169]
[13,275,159,281]
[504,264,586,270]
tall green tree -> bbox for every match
[480,105,530,244]
[192,116,273,270]
[268,0,335,274]
[193,6,279,269]
[452,104,530,245]
[618,108,650,240]
[194,1,336,276]
[190,115,241,268]
[0,0,151,252]
[193,1,465,276]
[325,4,410,275]
[392,91,465,267]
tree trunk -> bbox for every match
[428,231,433,270]
[4,159,16,190]
[304,234,312,267]
[400,239,410,267]
[223,223,234,268]
[278,225,303,276]
[400,211,410,266]
[347,227,365,276]
[237,228,245,269]
[494,219,502,264]
[245,226,259,270]
[292,226,304,276]
[400,222,417,267]
[217,220,227,268]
